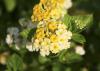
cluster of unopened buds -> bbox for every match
[26,0,73,56]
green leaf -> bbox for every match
[6,54,23,71]
[65,67,72,71]
[63,14,93,33]
[73,14,93,29]
[4,0,16,12]
[63,14,74,31]
[59,50,82,64]
[52,63,61,71]
[72,33,86,44]
[38,55,50,64]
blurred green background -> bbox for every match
[0,0,100,71]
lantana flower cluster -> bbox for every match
[29,0,72,56]
[31,0,72,21]
[32,21,72,56]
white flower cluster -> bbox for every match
[6,34,13,46]
[75,46,85,55]
[33,21,72,56]
[6,27,21,50]
[6,27,19,46]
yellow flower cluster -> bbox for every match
[29,0,72,56]
[32,21,72,56]
[31,0,72,22]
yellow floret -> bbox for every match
[50,43,60,53]
[48,22,57,31]
[35,28,45,39]
[50,34,58,42]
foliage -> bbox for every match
[0,0,100,71]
